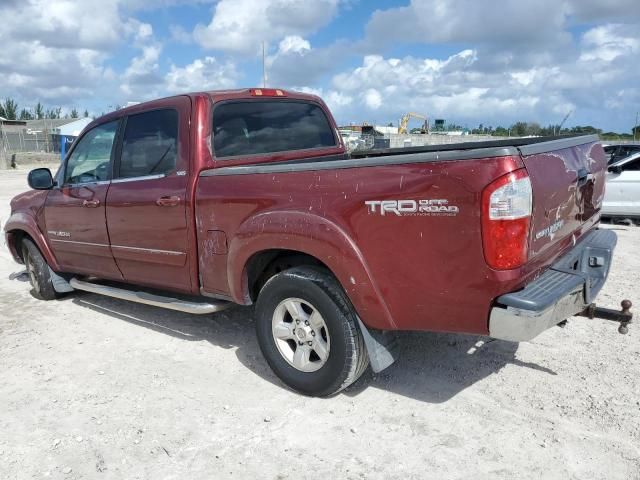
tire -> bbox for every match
[255,266,369,396]
[21,238,58,301]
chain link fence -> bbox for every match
[0,130,56,153]
[0,120,67,168]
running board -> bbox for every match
[69,278,231,315]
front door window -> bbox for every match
[64,121,118,185]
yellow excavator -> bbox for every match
[398,112,429,134]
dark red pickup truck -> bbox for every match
[4,88,631,396]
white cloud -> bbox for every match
[120,45,164,98]
[364,89,382,110]
[278,36,311,54]
[364,0,640,49]
[0,0,137,51]
[326,32,639,129]
[565,0,640,21]
[294,86,353,118]
[0,0,638,133]
[165,57,240,93]
[169,24,193,44]
[0,0,153,107]
[266,37,350,87]
[365,0,568,48]
[580,24,639,62]
[194,0,344,54]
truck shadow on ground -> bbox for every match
[57,290,557,403]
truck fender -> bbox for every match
[227,210,397,330]
[4,212,61,271]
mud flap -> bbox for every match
[356,317,400,373]
[48,266,74,293]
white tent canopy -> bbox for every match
[57,118,92,137]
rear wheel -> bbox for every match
[255,266,369,396]
[22,238,58,301]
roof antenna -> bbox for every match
[262,41,267,88]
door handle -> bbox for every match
[156,196,181,207]
[82,199,100,208]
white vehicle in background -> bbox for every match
[602,151,640,220]
[603,143,640,165]
[339,129,367,152]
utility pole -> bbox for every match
[634,111,639,142]
[262,42,267,88]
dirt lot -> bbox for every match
[0,166,639,480]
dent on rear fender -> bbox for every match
[228,210,397,330]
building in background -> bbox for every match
[0,117,93,158]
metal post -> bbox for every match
[0,119,5,167]
[262,41,266,88]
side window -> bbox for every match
[213,101,336,158]
[623,158,640,171]
[117,109,178,179]
[63,121,118,185]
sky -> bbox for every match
[0,0,639,132]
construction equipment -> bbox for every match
[399,112,428,134]
[555,109,573,135]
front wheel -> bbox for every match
[255,267,369,396]
[22,238,58,301]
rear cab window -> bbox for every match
[116,109,178,179]
[212,101,336,158]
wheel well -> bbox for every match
[246,249,330,302]
[8,229,29,262]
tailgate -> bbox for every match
[518,135,606,259]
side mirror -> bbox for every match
[608,165,622,174]
[27,168,55,190]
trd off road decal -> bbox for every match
[47,230,71,238]
[365,199,459,216]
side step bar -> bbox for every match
[69,278,231,315]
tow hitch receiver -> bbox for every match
[577,300,633,334]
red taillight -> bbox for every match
[481,168,532,270]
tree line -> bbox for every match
[467,122,637,140]
[0,97,88,121]
[406,120,636,140]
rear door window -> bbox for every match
[117,109,178,178]
[213,101,336,158]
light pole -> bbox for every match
[262,41,267,88]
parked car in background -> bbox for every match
[602,151,640,220]
[603,143,640,165]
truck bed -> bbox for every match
[205,134,599,176]
[350,134,597,159]
[198,133,605,334]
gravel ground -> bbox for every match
[0,166,639,480]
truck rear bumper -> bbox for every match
[489,229,617,342]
